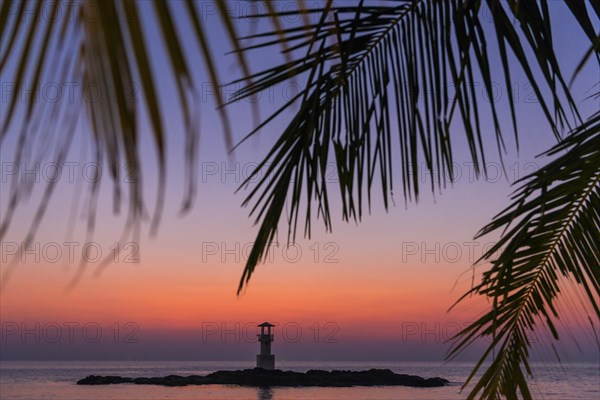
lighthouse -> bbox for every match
[256,322,275,370]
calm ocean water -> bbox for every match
[0,361,598,400]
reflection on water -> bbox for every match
[1,361,598,400]
[257,387,274,400]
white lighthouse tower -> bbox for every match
[256,322,275,370]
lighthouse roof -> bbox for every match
[258,322,275,327]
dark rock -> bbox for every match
[77,375,134,385]
[77,368,449,387]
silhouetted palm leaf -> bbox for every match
[448,110,600,399]
[0,0,252,283]
[231,0,593,291]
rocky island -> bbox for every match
[77,368,449,387]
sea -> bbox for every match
[0,361,598,400]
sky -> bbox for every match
[1,1,599,362]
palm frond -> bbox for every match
[447,111,600,399]
[232,0,594,292]
[0,0,246,285]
